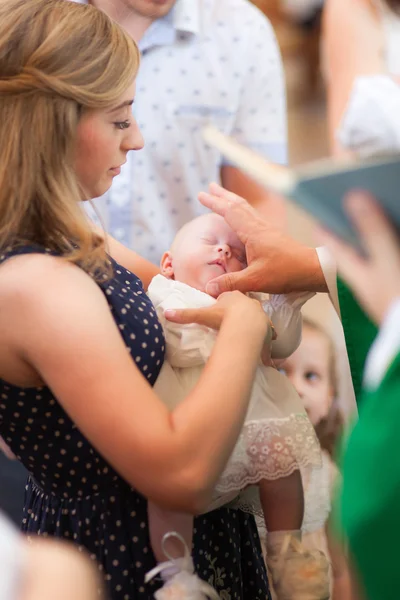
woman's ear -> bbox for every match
[160,251,175,279]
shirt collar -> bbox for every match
[139,0,200,53]
[173,0,200,37]
[69,0,201,51]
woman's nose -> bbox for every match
[123,120,144,152]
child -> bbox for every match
[279,318,352,598]
[146,213,329,600]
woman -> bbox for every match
[323,0,400,155]
[0,1,272,598]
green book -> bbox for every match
[203,126,400,253]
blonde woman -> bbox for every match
[0,1,273,598]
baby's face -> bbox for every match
[162,213,247,292]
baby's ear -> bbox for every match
[160,251,175,279]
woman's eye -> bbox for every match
[114,120,131,130]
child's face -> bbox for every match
[161,213,247,292]
[280,325,334,426]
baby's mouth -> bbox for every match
[208,259,226,273]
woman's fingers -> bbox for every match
[165,306,222,330]
[165,307,205,324]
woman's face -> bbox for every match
[75,81,143,199]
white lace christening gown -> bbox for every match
[148,275,323,521]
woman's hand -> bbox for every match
[318,192,400,325]
[197,183,327,297]
[165,290,269,332]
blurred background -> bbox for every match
[252,0,355,418]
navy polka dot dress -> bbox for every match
[0,246,270,600]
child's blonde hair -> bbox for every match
[302,318,344,462]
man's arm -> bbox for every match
[221,166,286,227]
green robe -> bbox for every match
[338,279,400,599]
[337,278,377,403]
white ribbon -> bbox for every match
[145,532,220,599]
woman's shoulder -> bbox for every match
[0,250,103,312]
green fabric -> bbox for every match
[337,277,378,404]
[340,351,400,600]
[337,278,397,599]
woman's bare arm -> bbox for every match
[323,0,385,154]
[0,254,267,513]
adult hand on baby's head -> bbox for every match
[165,290,268,332]
[198,183,327,297]
[318,192,400,326]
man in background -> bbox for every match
[83,0,287,263]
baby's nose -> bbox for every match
[218,244,231,257]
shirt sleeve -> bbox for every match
[363,298,400,390]
[260,291,315,359]
[316,246,340,316]
[228,10,288,166]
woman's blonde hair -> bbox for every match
[0,0,140,276]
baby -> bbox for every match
[146,213,329,600]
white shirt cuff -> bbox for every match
[316,247,339,316]
[364,298,400,389]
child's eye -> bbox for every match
[305,371,319,382]
[114,120,131,130]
